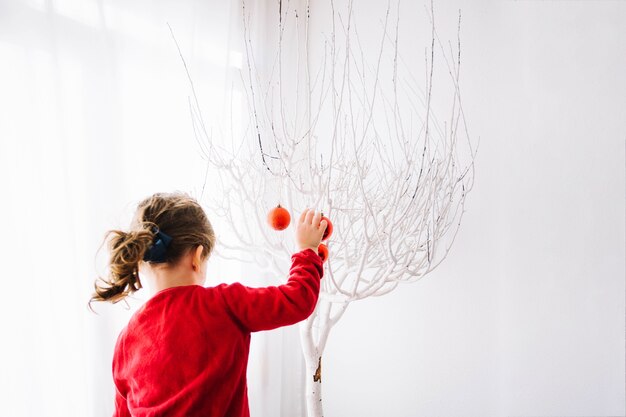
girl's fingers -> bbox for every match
[305,208,315,224]
[299,208,309,224]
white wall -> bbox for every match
[318,1,625,416]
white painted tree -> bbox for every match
[176,0,478,415]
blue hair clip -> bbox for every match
[143,227,173,263]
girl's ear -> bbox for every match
[192,245,204,271]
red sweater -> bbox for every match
[112,248,323,417]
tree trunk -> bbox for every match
[303,353,323,417]
[300,315,328,417]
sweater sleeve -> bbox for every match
[112,332,132,417]
[219,248,324,332]
[113,388,131,417]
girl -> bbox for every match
[90,192,328,417]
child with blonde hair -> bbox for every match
[90,192,327,417]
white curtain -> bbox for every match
[0,0,300,415]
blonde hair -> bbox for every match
[89,192,216,308]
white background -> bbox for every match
[320,1,626,416]
[0,0,623,416]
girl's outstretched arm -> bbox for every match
[218,247,323,332]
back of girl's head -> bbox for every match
[89,192,216,308]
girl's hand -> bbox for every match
[296,208,328,253]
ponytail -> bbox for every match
[89,225,154,308]
[89,192,216,311]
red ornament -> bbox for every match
[320,214,333,241]
[267,204,291,231]
[317,243,329,263]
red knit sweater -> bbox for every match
[112,248,323,417]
